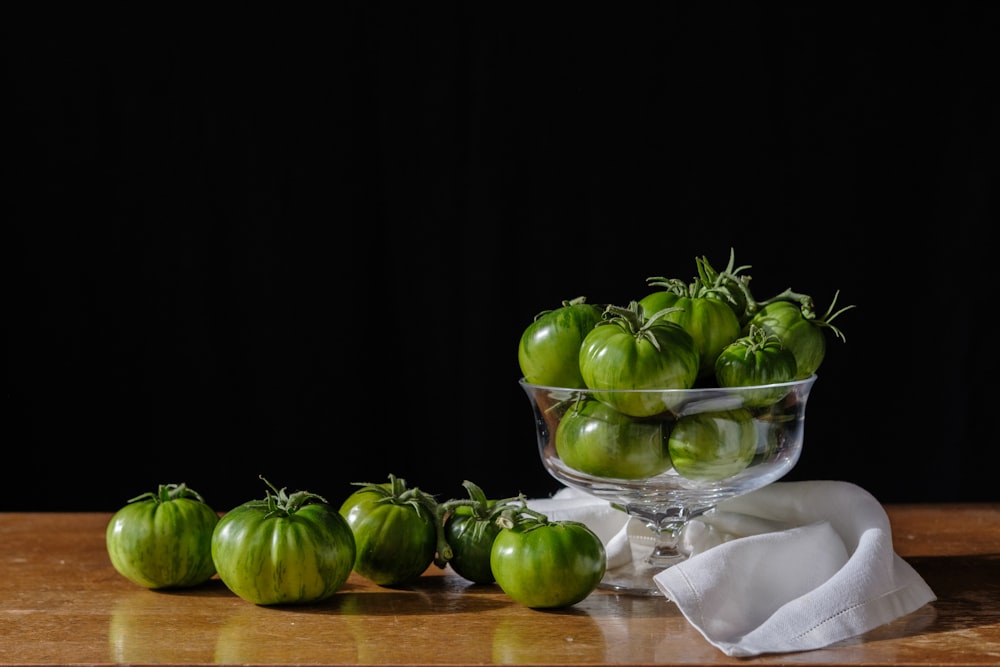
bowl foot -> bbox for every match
[598,529,689,596]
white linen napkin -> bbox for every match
[527,480,936,657]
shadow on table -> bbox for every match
[839,553,1000,647]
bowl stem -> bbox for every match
[598,504,713,595]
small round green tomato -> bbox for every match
[518,297,603,388]
[491,514,606,609]
[667,408,758,481]
[339,475,441,586]
[211,479,356,606]
[555,398,671,479]
[106,483,219,589]
[715,324,798,407]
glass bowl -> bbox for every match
[520,374,816,595]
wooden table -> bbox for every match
[2,505,998,666]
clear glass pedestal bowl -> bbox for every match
[520,375,816,595]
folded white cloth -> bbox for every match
[527,480,936,657]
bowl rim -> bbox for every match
[518,373,817,394]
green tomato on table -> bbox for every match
[441,481,526,585]
[339,473,449,586]
[490,508,606,609]
[211,478,356,605]
[106,482,219,590]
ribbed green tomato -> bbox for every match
[211,480,356,605]
[518,297,603,388]
[339,475,443,586]
[555,398,671,479]
[491,514,606,609]
[638,291,742,379]
[667,408,758,480]
[106,483,219,589]
[579,302,700,417]
[715,325,798,407]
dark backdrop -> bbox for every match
[8,6,998,511]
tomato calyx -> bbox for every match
[648,248,754,320]
[495,505,553,533]
[752,288,856,343]
[728,323,784,356]
[697,248,756,321]
[437,480,527,570]
[248,476,330,518]
[441,480,526,522]
[126,482,207,506]
[532,295,592,321]
[599,301,685,353]
[350,473,454,564]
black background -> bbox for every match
[8,6,998,511]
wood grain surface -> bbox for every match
[1,505,998,666]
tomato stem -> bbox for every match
[127,483,206,506]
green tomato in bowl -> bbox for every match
[578,302,700,417]
[518,297,603,388]
[667,408,758,481]
[638,290,742,380]
[555,398,672,479]
[714,324,799,407]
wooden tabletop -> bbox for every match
[2,505,999,666]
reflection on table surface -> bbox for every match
[1,506,999,666]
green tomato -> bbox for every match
[518,297,603,388]
[339,474,444,586]
[211,478,356,605]
[746,301,827,378]
[579,301,700,417]
[667,408,758,481]
[555,398,671,479]
[714,324,798,407]
[442,481,526,585]
[490,513,606,609]
[106,483,219,589]
[444,504,501,584]
[639,291,742,380]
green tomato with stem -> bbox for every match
[106,483,219,589]
[518,297,603,388]
[441,481,525,585]
[715,324,798,407]
[638,290,741,380]
[490,508,606,609]
[339,474,451,586]
[746,290,854,378]
[579,301,700,417]
[211,477,356,605]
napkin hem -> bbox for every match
[781,566,937,648]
